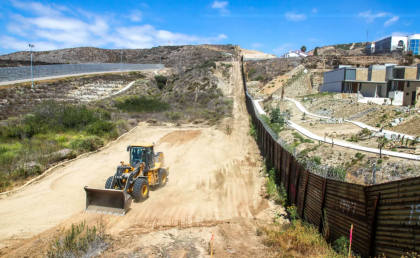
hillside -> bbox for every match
[0,45,236,68]
[307,42,368,56]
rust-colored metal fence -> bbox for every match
[241,58,420,258]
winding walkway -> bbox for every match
[253,99,420,161]
[285,98,416,140]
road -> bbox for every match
[0,62,267,256]
[0,69,160,86]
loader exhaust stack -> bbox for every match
[84,187,132,216]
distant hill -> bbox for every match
[307,42,368,56]
[0,45,236,68]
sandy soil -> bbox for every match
[0,62,275,257]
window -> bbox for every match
[406,93,409,96]
[345,69,356,80]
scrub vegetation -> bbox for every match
[0,101,130,192]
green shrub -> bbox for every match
[254,75,265,81]
[115,96,171,112]
[166,111,183,121]
[200,60,216,69]
[86,121,115,136]
[293,132,314,143]
[332,236,350,255]
[309,156,321,165]
[70,136,104,151]
[155,75,167,90]
[355,152,365,160]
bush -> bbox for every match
[86,121,115,136]
[254,75,265,81]
[115,96,171,112]
[45,221,108,258]
[309,156,322,165]
[266,167,287,206]
[166,111,183,121]
[200,60,216,69]
[355,152,365,160]
[70,136,104,151]
[155,75,167,90]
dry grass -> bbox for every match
[258,220,351,258]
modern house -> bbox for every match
[320,64,420,107]
[374,36,407,54]
[407,34,420,55]
[320,65,387,98]
[386,64,420,107]
[281,50,311,58]
[365,34,420,55]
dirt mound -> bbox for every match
[159,130,202,146]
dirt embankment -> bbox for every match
[0,61,280,258]
[0,72,149,121]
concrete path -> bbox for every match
[285,97,417,140]
[253,99,420,161]
[0,69,159,86]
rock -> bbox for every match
[193,119,204,124]
[390,122,398,127]
[147,119,157,124]
[128,119,137,126]
[393,119,400,124]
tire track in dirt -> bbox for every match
[0,62,267,255]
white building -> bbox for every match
[407,34,420,55]
[281,49,310,58]
[372,36,407,54]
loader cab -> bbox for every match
[127,143,154,169]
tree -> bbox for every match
[314,47,319,56]
[377,136,389,159]
[270,106,284,125]
[301,46,307,53]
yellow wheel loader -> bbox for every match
[84,143,169,216]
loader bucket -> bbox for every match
[84,187,132,216]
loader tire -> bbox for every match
[105,176,113,189]
[158,169,168,188]
[132,178,149,202]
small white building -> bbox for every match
[281,49,310,58]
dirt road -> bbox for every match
[0,61,269,257]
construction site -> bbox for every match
[0,45,420,258]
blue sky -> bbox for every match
[0,0,418,56]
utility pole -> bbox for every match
[120,49,123,76]
[366,30,369,44]
[29,44,35,88]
